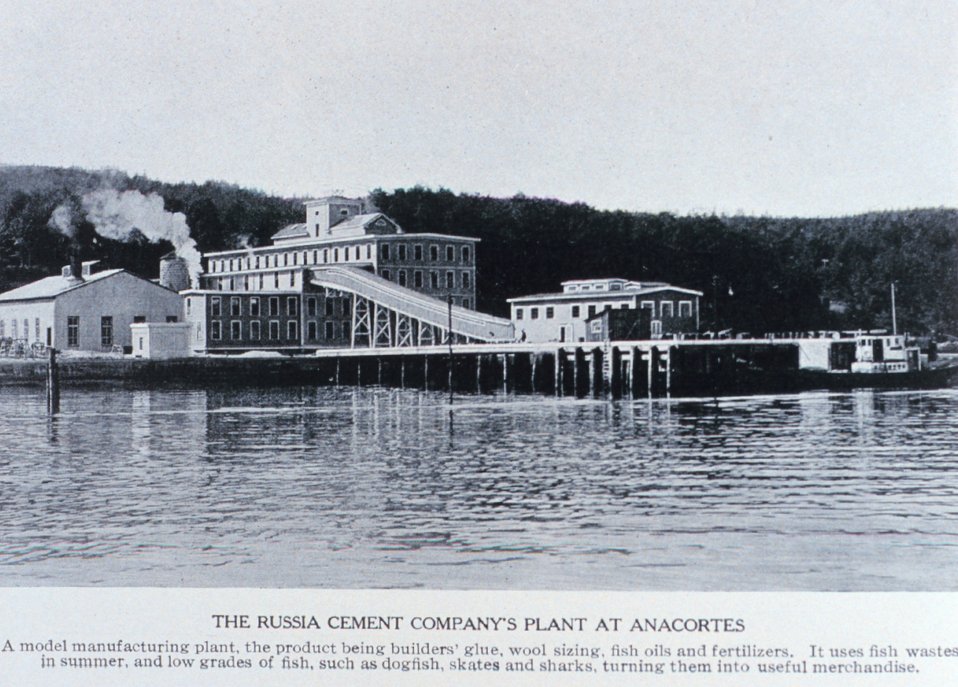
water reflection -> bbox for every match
[0,385,956,590]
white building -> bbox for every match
[0,261,183,353]
[508,278,703,343]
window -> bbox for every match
[366,244,371,259]
[414,244,423,261]
[546,307,554,319]
[287,297,298,316]
[230,297,241,317]
[293,252,298,266]
[446,271,454,288]
[446,245,454,261]
[679,300,693,317]
[166,316,178,322]
[35,318,40,341]
[342,320,350,338]
[640,300,654,311]
[462,298,470,309]
[515,308,524,320]
[307,321,318,340]
[258,274,264,290]
[288,320,298,340]
[12,319,18,339]
[269,297,279,316]
[0,320,5,337]
[398,244,407,261]
[325,299,335,316]
[398,270,407,287]
[382,269,391,281]
[231,321,242,340]
[660,301,674,317]
[588,305,597,318]
[250,321,261,340]
[306,297,317,317]
[229,277,236,290]
[381,244,390,261]
[100,316,113,347]
[414,270,423,288]
[430,271,439,289]
[531,307,539,320]
[210,320,222,341]
[651,320,662,337]
[343,299,351,317]
[462,272,470,289]
[461,245,470,263]
[250,297,260,317]
[283,253,289,266]
[333,248,339,262]
[325,321,334,339]
[274,273,279,288]
[430,245,439,261]
[211,297,221,317]
[323,249,329,263]
[572,305,580,318]
[268,321,280,340]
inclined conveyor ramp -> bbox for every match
[309,266,514,343]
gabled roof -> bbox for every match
[330,212,400,234]
[0,268,126,302]
[271,223,309,240]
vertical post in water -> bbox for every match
[554,348,562,397]
[46,347,60,415]
[447,296,454,402]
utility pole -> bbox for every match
[890,282,897,336]
[447,295,454,403]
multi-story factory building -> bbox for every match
[199,196,478,309]
[181,196,516,354]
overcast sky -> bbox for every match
[1,1,955,216]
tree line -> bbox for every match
[0,166,954,336]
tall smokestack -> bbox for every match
[69,248,83,283]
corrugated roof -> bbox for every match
[0,268,126,302]
[271,223,309,240]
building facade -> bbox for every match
[200,196,478,310]
[0,261,183,354]
[182,283,357,354]
[508,278,702,343]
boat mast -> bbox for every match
[891,282,897,336]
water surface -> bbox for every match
[1,385,956,590]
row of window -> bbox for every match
[201,296,351,319]
[0,318,41,342]
[515,300,695,321]
[209,319,350,342]
[380,243,470,264]
[379,268,471,291]
[207,242,473,274]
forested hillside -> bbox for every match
[1,165,955,335]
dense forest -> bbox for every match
[1,165,956,336]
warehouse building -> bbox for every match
[0,261,183,354]
[508,278,702,343]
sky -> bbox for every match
[1,0,955,217]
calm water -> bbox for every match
[0,384,956,590]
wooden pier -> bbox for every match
[309,339,803,398]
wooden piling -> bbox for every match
[46,347,60,415]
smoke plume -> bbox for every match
[50,190,202,286]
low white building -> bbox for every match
[130,322,192,359]
[0,261,183,353]
[508,278,703,343]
